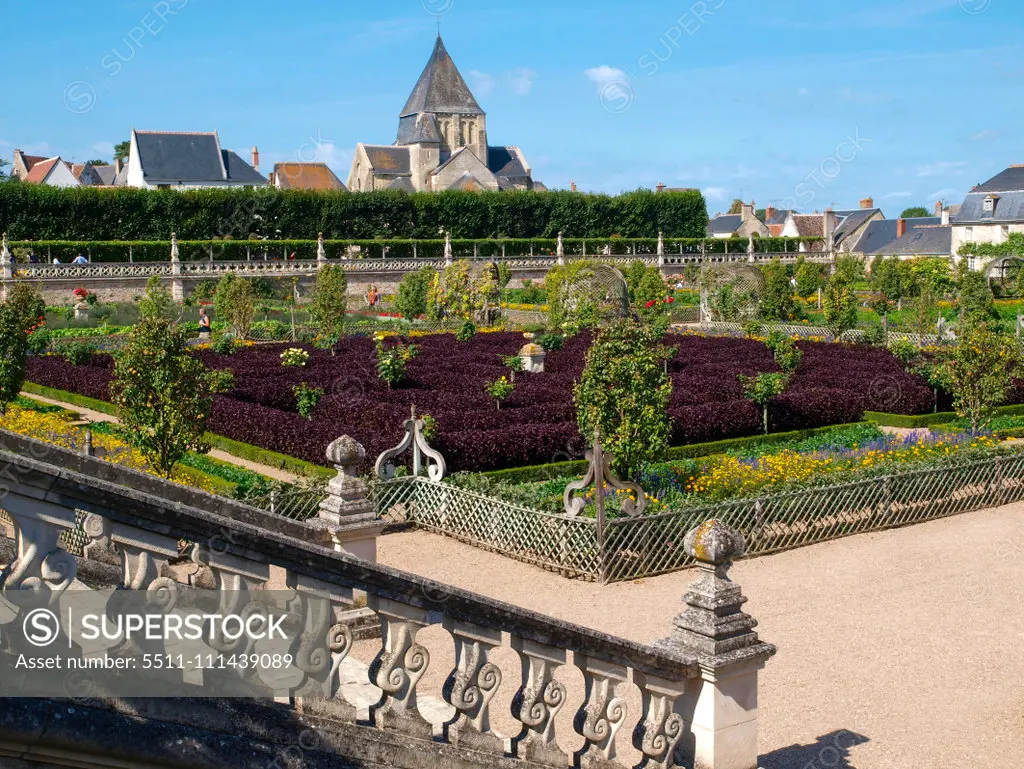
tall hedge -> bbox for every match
[0,184,708,241]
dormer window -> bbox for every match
[983,194,999,213]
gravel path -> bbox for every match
[375,505,1024,768]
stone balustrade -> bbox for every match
[0,429,774,769]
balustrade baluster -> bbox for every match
[442,619,504,752]
[573,655,629,767]
[367,595,435,739]
[510,637,568,767]
[632,672,689,769]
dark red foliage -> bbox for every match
[25,333,941,473]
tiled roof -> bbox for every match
[487,146,528,178]
[971,165,1024,193]
[363,145,411,175]
[875,225,952,256]
[17,152,48,173]
[401,36,484,117]
[445,173,487,191]
[398,114,442,145]
[385,177,416,192]
[789,214,825,238]
[856,217,941,254]
[273,163,347,191]
[134,130,266,185]
[91,165,116,185]
[956,190,1024,224]
[833,209,878,243]
[24,157,62,184]
[708,214,742,235]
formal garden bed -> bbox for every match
[27,330,954,474]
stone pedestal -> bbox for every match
[520,342,546,373]
[656,520,775,769]
[316,436,384,564]
[74,302,90,321]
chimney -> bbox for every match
[824,208,835,249]
[656,182,666,194]
[934,200,943,216]
[740,201,754,222]
[860,197,874,209]
[765,204,776,223]
[571,179,577,192]
[941,208,950,226]
[114,157,124,175]
[896,218,907,238]
[251,146,260,172]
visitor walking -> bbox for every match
[198,308,212,339]
[52,256,62,265]
[72,253,88,265]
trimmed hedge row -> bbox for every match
[20,382,333,479]
[9,236,821,264]
[481,422,870,484]
[865,404,1024,428]
[0,184,708,240]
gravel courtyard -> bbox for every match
[375,503,1024,769]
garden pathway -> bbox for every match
[19,392,302,484]
[373,504,1024,769]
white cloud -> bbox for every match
[703,186,728,201]
[927,188,957,200]
[917,161,968,178]
[469,70,497,98]
[507,68,538,96]
[883,191,912,200]
[797,87,810,97]
[970,129,999,142]
[585,65,628,92]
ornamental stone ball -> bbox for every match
[684,519,746,566]
[326,435,366,471]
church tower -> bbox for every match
[397,36,488,173]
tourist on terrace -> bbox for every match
[72,253,88,265]
[52,256,61,265]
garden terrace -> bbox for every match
[27,331,942,474]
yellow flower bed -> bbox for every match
[0,405,213,491]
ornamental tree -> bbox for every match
[759,258,796,320]
[955,260,996,328]
[310,265,348,353]
[394,265,435,320]
[137,275,173,320]
[110,317,218,478]
[938,322,1022,434]
[0,300,28,414]
[574,318,672,479]
[4,283,45,335]
[822,273,859,338]
[794,259,826,300]
[739,372,789,434]
[215,275,256,339]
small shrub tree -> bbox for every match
[217,276,257,339]
[739,372,789,434]
[394,265,435,320]
[822,273,859,338]
[110,317,217,477]
[759,258,796,320]
[137,276,173,321]
[794,259,825,300]
[938,322,1022,434]
[485,376,515,410]
[0,301,28,413]
[294,383,325,419]
[375,335,418,388]
[310,265,348,353]
[956,260,996,328]
[5,283,45,334]
[574,318,672,479]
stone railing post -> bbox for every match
[169,232,184,302]
[444,231,453,266]
[1,232,13,302]
[556,231,565,265]
[657,520,776,769]
[317,232,328,267]
[316,436,384,563]
[657,230,665,268]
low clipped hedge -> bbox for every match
[20,382,332,479]
[866,403,1024,429]
[481,422,870,484]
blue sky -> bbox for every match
[2,0,1021,215]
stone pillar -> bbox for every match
[657,230,665,268]
[0,232,11,302]
[170,231,184,302]
[317,232,328,267]
[556,231,565,266]
[656,520,775,769]
[444,231,453,266]
[316,436,385,563]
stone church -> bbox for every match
[347,36,543,193]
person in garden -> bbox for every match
[72,253,88,265]
[198,308,212,338]
[52,256,62,265]
[367,285,379,307]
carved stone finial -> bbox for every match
[684,519,745,567]
[374,413,446,482]
[325,435,366,471]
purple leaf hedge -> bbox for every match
[26,332,940,473]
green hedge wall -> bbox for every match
[0,184,709,241]
[865,404,1024,428]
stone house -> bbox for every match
[951,164,1024,255]
[830,198,884,252]
[270,163,348,191]
[122,129,266,190]
[706,202,769,238]
[347,36,541,193]
[20,156,81,188]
